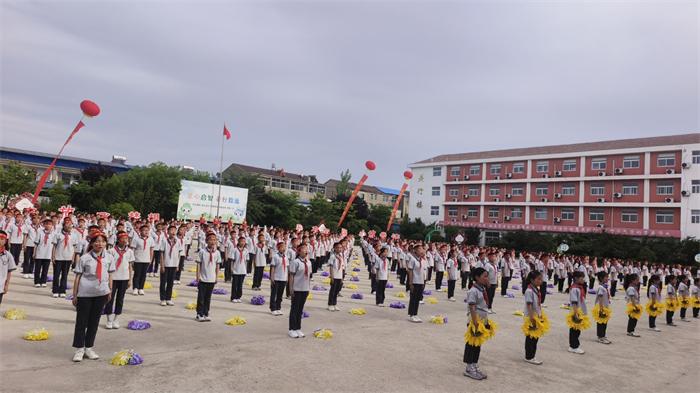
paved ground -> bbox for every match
[1,251,698,393]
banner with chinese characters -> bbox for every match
[177,180,248,223]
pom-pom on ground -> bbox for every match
[225,316,247,326]
[127,320,151,330]
[4,308,26,320]
[313,328,333,340]
[23,328,49,341]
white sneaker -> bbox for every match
[132,289,139,296]
[153,273,159,277]
[419,300,425,304]
[649,327,661,332]
[328,306,334,311]
[112,316,120,329]
[105,315,114,329]
[275,310,283,316]
[160,301,167,306]
[627,332,640,337]
[138,290,144,295]
[681,318,691,322]
[502,295,509,298]
[377,304,385,307]
[34,284,41,288]
[59,293,66,298]
[72,348,85,362]
[166,301,175,306]
[195,315,205,322]
[568,347,585,354]
[524,358,543,365]
[271,310,277,315]
[174,280,180,285]
[296,330,305,338]
[448,297,456,302]
[488,309,496,314]
[204,316,211,322]
[41,284,47,287]
[84,347,99,360]
[52,293,59,298]
[288,330,299,338]
[598,337,612,345]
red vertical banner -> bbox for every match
[386,171,412,232]
[337,160,376,228]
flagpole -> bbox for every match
[216,125,225,218]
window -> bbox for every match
[467,208,478,218]
[511,186,524,196]
[623,156,640,169]
[290,181,306,191]
[657,153,675,167]
[450,166,460,177]
[656,182,673,195]
[692,180,700,194]
[470,165,480,176]
[693,151,700,164]
[561,184,576,195]
[511,208,523,219]
[449,188,459,197]
[622,183,638,195]
[431,187,441,196]
[433,167,442,176]
[535,186,548,196]
[591,158,607,170]
[489,187,500,196]
[590,184,605,196]
[448,207,458,217]
[562,159,577,172]
[691,210,700,224]
[589,209,605,221]
[536,161,549,173]
[430,206,440,216]
[621,210,638,223]
[655,210,674,224]
[534,208,547,220]
[512,163,525,173]
[488,208,499,219]
[490,164,502,175]
[468,187,480,196]
[309,184,325,194]
[561,208,575,221]
[271,178,289,189]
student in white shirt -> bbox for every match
[159,225,181,306]
[0,230,17,305]
[251,233,268,290]
[149,223,166,277]
[33,219,55,287]
[228,236,248,302]
[372,245,390,306]
[22,215,40,278]
[130,224,154,295]
[326,243,345,312]
[53,218,80,298]
[195,232,220,322]
[104,231,134,329]
[174,226,187,284]
[406,244,427,323]
[269,242,289,315]
[288,243,312,338]
[7,213,26,269]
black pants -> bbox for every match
[328,278,343,306]
[447,279,456,298]
[666,310,674,324]
[0,293,3,304]
[610,281,617,297]
[196,282,215,317]
[34,259,50,284]
[376,279,387,305]
[435,271,444,290]
[408,283,424,316]
[270,280,286,311]
[539,281,547,304]
[627,317,638,333]
[252,266,264,289]
[487,285,496,309]
[525,336,539,360]
[159,267,176,301]
[132,263,148,289]
[680,307,687,319]
[247,254,254,275]
[390,259,397,272]
[9,243,22,266]
[104,280,128,315]
[52,260,71,294]
[461,271,469,289]
[22,246,35,274]
[569,328,581,348]
[463,343,481,364]
[175,256,185,281]
[596,322,607,338]
[589,277,595,289]
[426,267,433,282]
[224,258,232,282]
[500,275,511,296]
[557,276,565,293]
[73,295,108,348]
[693,307,699,318]
[398,267,406,285]
[149,250,162,273]
[370,272,376,294]
[649,316,657,328]
[231,274,245,300]
[642,276,648,287]
[289,291,308,330]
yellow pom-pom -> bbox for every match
[678,296,690,309]
[225,316,247,326]
[665,298,678,312]
[349,308,366,315]
[185,302,196,310]
[307,293,313,300]
[512,310,524,316]
[346,284,358,290]
[171,290,178,299]
[263,266,270,272]
[559,304,571,310]
[218,272,225,279]
[4,308,27,320]
[464,318,491,347]
[245,279,253,286]
[351,272,359,278]
[322,278,331,285]
[110,350,131,366]
[625,303,643,320]
[395,292,406,298]
[144,282,152,289]
[429,315,447,324]
[187,267,197,273]
[592,304,612,324]
[426,297,438,304]
[484,319,498,339]
[540,312,550,334]
[566,309,591,331]
[23,328,49,341]
[645,301,664,317]
[693,297,700,308]
[313,328,333,340]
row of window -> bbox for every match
[443,207,680,224]
[436,151,700,177]
[442,180,700,198]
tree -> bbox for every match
[109,202,135,218]
[335,169,352,198]
[80,164,115,186]
[222,171,266,224]
[41,181,70,212]
[0,162,34,204]
[367,205,392,232]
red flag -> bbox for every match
[223,124,231,140]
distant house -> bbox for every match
[324,179,410,218]
[223,163,326,205]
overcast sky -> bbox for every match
[1,0,697,188]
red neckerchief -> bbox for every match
[92,251,103,283]
[528,284,541,308]
[382,256,387,271]
[43,230,50,245]
[77,228,84,237]
[336,254,344,271]
[303,257,309,276]
[207,247,216,265]
[477,283,489,305]
[141,236,148,250]
[237,247,244,264]
[62,230,70,248]
[3,220,10,230]
[168,237,177,259]
[572,283,586,302]
[281,253,287,272]
[16,222,22,236]
[156,232,162,244]
[115,246,127,269]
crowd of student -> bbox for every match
[0,208,698,380]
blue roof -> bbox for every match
[376,186,400,195]
[0,147,131,172]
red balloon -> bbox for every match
[403,170,413,180]
[80,100,100,117]
[365,160,376,171]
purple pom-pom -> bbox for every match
[512,285,521,290]
[352,268,361,272]
[351,293,363,300]
[129,352,144,365]
[386,283,394,289]
[302,311,310,318]
[127,320,151,330]
[443,316,448,323]
[506,293,515,298]
[188,280,199,287]
[389,301,406,309]
[65,294,74,300]
[442,281,447,286]
[263,272,270,279]
[312,285,327,291]
[588,289,596,295]
[250,295,265,305]
[547,284,554,288]
[423,289,432,295]
[46,275,53,282]
[320,271,330,277]
[350,276,360,282]
[212,288,228,295]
